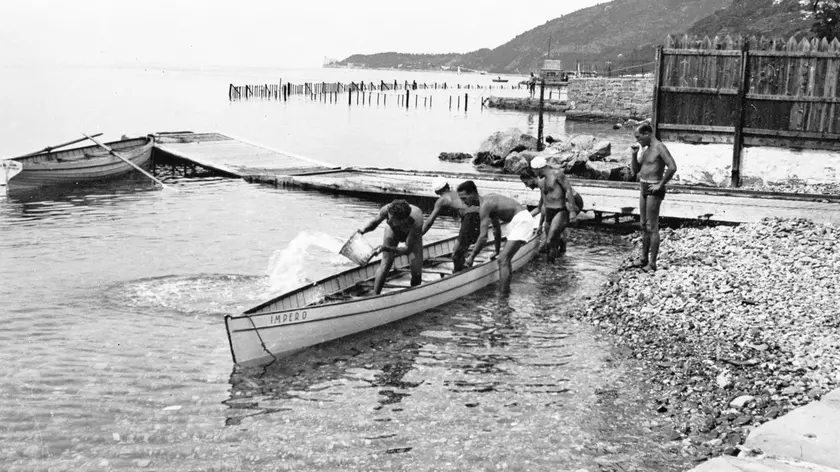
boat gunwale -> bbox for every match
[228,254,520,334]
[11,136,153,166]
[234,232,537,318]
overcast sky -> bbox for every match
[0,0,607,68]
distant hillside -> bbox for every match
[338,0,733,73]
[686,0,811,40]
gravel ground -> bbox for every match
[739,182,840,196]
[572,217,840,462]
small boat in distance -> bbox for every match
[225,232,540,367]
[5,136,155,191]
[492,77,509,83]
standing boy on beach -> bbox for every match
[358,199,424,294]
[458,181,537,295]
[422,178,480,272]
[630,123,677,272]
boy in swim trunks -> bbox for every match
[358,199,424,294]
[630,123,677,272]
[422,178,480,272]
[529,155,583,262]
[458,180,537,295]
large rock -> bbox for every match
[584,161,634,181]
[438,152,473,162]
[588,139,612,161]
[475,129,537,166]
[472,151,505,168]
[545,151,576,171]
[504,150,539,174]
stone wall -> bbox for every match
[565,78,654,122]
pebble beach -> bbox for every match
[574,217,840,463]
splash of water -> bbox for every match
[265,231,348,294]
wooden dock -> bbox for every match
[151,132,840,225]
[152,132,335,178]
[245,168,840,225]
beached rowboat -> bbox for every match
[225,231,540,366]
[5,136,155,190]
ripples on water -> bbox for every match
[0,179,685,471]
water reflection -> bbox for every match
[218,236,686,471]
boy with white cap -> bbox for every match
[423,177,479,272]
[529,155,583,261]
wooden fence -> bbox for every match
[228,80,523,101]
[652,34,840,186]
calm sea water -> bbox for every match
[0,65,634,169]
[0,66,680,471]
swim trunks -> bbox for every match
[641,182,666,200]
[501,210,538,242]
[544,207,568,225]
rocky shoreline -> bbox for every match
[572,217,840,463]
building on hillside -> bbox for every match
[540,60,571,85]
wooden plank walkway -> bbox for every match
[151,131,840,225]
[152,132,335,177]
[247,168,840,225]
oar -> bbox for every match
[81,133,169,189]
[16,133,104,158]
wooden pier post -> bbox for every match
[449,95,452,110]
[457,95,460,110]
[406,89,410,109]
[465,93,468,112]
[348,85,352,106]
[731,40,751,188]
[537,79,546,151]
[415,94,418,108]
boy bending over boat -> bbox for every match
[422,178,480,272]
[358,199,424,295]
[458,180,537,295]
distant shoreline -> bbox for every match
[323,64,524,78]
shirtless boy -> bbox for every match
[529,156,583,261]
[458,181,537,295]
[358,199,424,294]
[422,178,480,272]
[630,123,677,272]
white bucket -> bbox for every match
[339,232,377,266]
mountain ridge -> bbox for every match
[335,0,820,74]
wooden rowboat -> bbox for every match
[6,136,154,190]
[225,232,540,367]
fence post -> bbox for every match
[731,40,751,188]
[537,79,546,151]
[651,46,665,140]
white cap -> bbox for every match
[530,155,547,170]
[432,177,448,192]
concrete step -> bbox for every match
[691,455,840,472]
[743,389,840,470]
